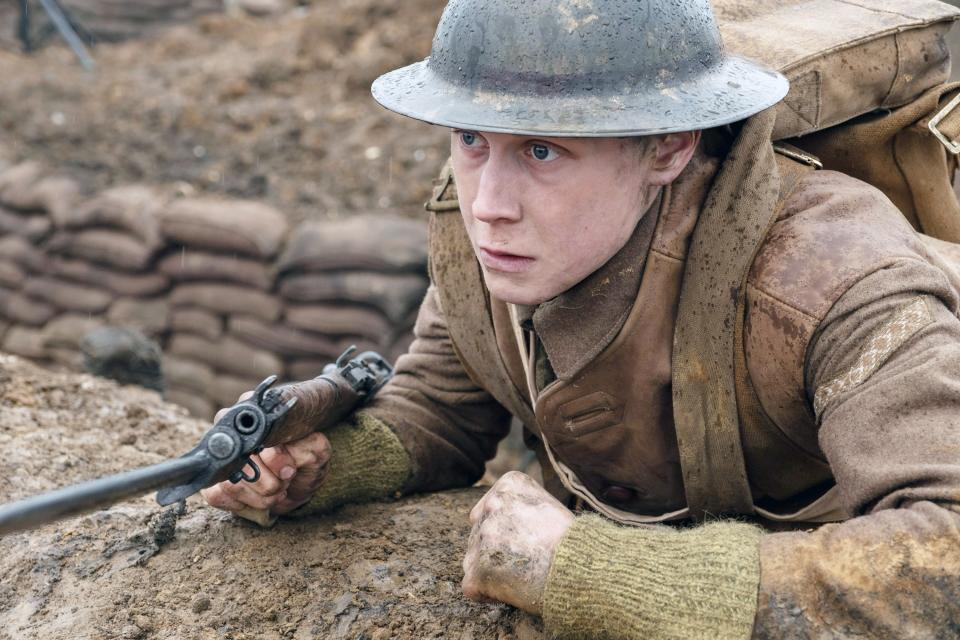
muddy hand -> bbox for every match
[201,392,332,527]
[462,471,574,616]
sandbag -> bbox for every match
[162,355,214,395]
[47,229,157,271]
[158,251,273,290]
[58,185,165,249]
[210,373,263,408]
[165,388,216,420]
[41,314,105,350]
[387,328,416,363]
[277,215,428,274]
[0,261,26,289]
[170,283,281,323]
[159,198,289,259]
[277,272,428,323]
[0,290,57,326]
[32,177,82,225]
[0,236,46,273]
[23,277,112,314]
[0,164,82,221]
[170,307,223,341]
[714,0,958,140]
[2,326,48,360]
[0,206,52,241]
[168,334,284,380]
[0,161,44,210]
[286,358,329,381]
[284,303,394,341]
[49,258,171,297]
[228,315,339,359]
[106,298,170,338]
[48,347,84,371]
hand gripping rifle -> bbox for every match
[0,348,393,536]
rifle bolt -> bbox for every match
[207,433,237,459]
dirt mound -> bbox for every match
[0,0,450,224]
[0,355,541,639]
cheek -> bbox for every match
[538,196,635,272]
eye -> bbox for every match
[460,131,479,147]
[529,143,559,162]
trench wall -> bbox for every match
[0,159,429,418]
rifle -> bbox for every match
[0,347,393,536]
[19,0,96,71]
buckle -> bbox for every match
[928,92,960,155]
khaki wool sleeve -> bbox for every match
[290,285,513,515]
[543,515,763,640]
[754,260,960,637]
[363,285,514,493]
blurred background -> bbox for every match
[0,0,453,419]
[0,0,958,480]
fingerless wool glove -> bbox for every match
[287,411,411,517]
[544,514,763,640]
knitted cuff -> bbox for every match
[285,411,411,518]
[543,514,763,640]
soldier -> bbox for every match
[203,0,960,637]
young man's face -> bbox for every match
[450,130,672,305]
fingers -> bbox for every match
[260,433,331,479]
[200,484,246,512]
[470,470,535,524]
[205,453,288,511]
[201,433,334,519]
[258,444,299,480]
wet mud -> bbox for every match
[0,355,542,639]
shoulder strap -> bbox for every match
[672,109,810,521]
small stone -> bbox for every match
[192,595,212,613]
[119,624,145,640]
[484,608,502,623]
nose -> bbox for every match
[470,156,522,224]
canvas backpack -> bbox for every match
[716,0,960,241]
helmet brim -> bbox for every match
[372,55,788,137]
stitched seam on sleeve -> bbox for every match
[813,297,934,419]
[747,283,820,324]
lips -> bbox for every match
[478,246,534,273]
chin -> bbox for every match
[483,274,552,306]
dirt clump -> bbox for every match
[0,354,542,639]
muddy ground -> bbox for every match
[0,0,451,225]
[0,354,541,639]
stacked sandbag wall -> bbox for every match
[0,160,429,418]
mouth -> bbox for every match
[477,246,535,273]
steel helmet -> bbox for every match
[372,0,788,136]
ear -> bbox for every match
[646,130,701,186]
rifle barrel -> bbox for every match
[0,455,207,535]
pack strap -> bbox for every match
[672,108,786,520]
[927,82,960,155]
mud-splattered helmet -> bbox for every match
[372,0,788,136]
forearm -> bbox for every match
[289,286,511,515]
[286,410,411,517]
[364,285,512,493]
[543,501,960,640]
[543,515,763,640]
[756,501,960,637]
[755,261,960,636]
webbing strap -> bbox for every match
[671,109,782,520]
